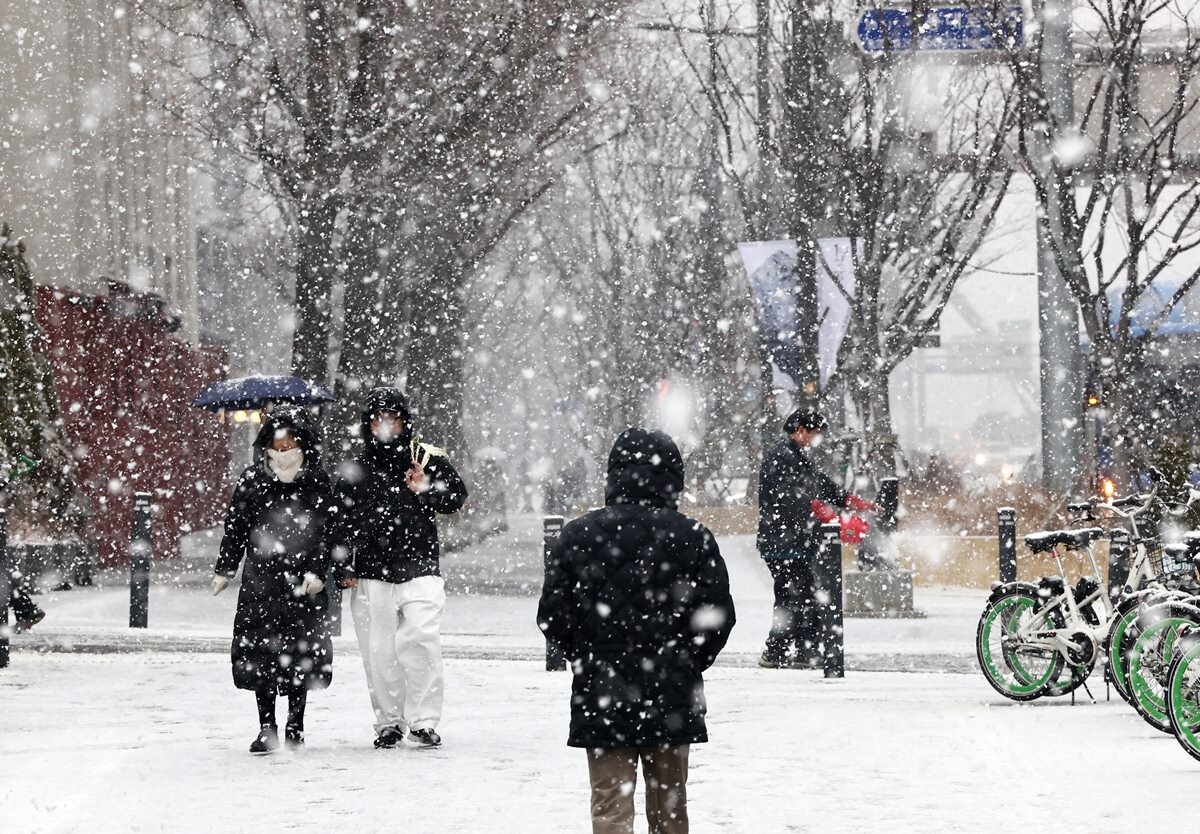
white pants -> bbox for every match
[350,575,446,733]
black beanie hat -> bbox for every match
[784,409,828,434]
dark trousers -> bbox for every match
[255,686,307,730]
[763,559,817,663]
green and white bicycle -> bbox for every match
[1123,588,1200,733]
[1165,624,1200,761]
[977,476,1199,702]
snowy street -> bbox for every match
[4,520,1195,832]
[3,652,1191,833]
[8,0,1200,831]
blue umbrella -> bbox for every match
[190,375,336,412]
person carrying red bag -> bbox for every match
[756,409,874,669]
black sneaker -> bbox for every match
[285,725,305,749]
[14,609,46,633]
[249,725,279,755]
[408,728,441,748]
[374,726,405,749]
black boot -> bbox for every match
[285,690,306,749]
[249,724,279,755]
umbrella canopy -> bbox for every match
[190,375,335,412]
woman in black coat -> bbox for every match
[211,406,336,754]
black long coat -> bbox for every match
[756,438,847,558]
[215,409,335,693]
[537,427,736,749]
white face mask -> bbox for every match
[267,447,304,482]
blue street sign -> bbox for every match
[856,5,1023,52]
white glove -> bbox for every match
[300,572,325,596]
[210,575,229,596]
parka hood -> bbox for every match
[604,427,685,510]
[253,405,324,474]
[360,386,414,460]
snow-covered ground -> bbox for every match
[8,519,1191,831]
[3,652,1193,833]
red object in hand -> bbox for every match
[810,499,838,524]
[840,514,870,545]
[844,494,878,513]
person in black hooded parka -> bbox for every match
[538,427,735,834]
[212,406,336,755]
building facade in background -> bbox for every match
[0,0,200,343]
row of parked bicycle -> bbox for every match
[975,469,1200,763]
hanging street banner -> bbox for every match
[814,237,858,387]
[738,240,805,391]
[737,238,859,391]
[856,5,1023,53]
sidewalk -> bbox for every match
[3,653,1185,833]
[8,515,988,673]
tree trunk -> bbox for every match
[331,198,388,455]
[782,5,823,397]
[406,259,466,455]
[290,198,338,385]
[862,367,897,483]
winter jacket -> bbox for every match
[537,427,736,749]
[215,407,335,692]
[331,388,468,586]
[757,438,847,559]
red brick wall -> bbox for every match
[35,286,231,565]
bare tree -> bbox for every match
[987,0,1200,475]
[139,0,628,453]
[666,0,1017,481]
[829,36,1017,479]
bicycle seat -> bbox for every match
[1024,528,1104,553]
[1112,494,1147,509]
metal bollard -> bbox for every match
[1108,529,1132,601]
[0,508,9,668]
[813,521,845,679]
[998,507,1017,584]
[543,515,566,671]
[129,492,152,628]
[875,477,899,532]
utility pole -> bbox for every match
[1034,0,1084,495]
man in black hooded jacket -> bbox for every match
[538,427,735,834]
[332,387,467,749]
[757,409,872,668]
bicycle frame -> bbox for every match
[1007,483,1190,666]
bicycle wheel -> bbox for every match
[1105,598,1146,705]
[1166,632,1200,763]
[977,589,1064,701]
[1128,602,1200,733]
